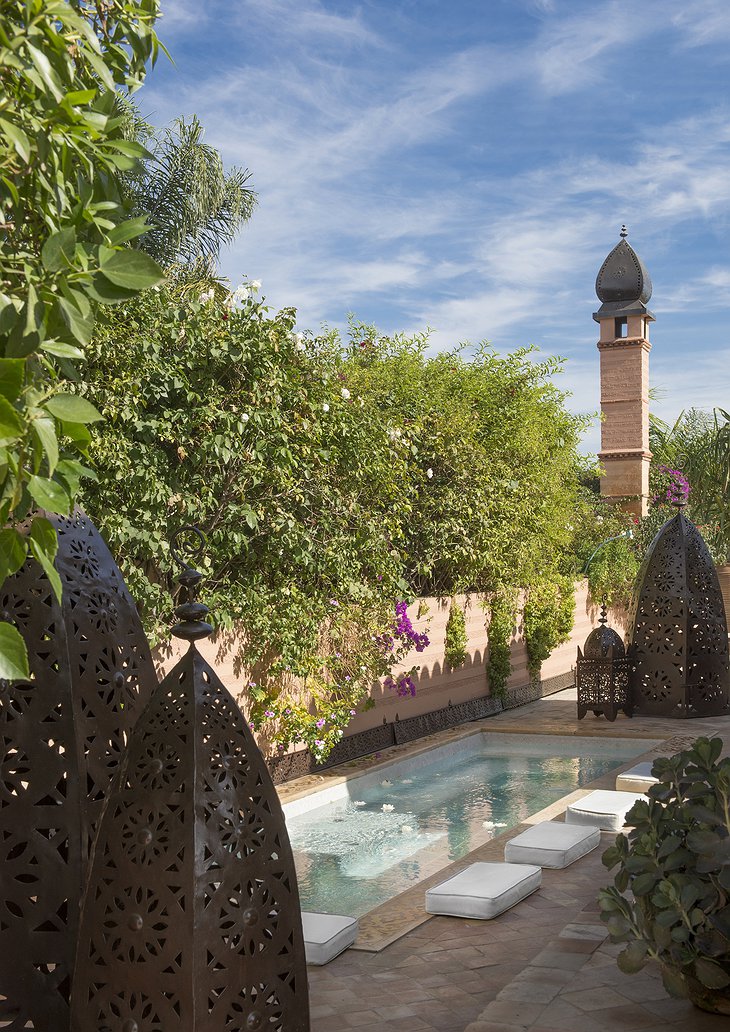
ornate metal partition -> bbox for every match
[629,509,730,716]
[0,511,157,1031]
[71,537,310,1031]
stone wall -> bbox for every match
[153,580,626,779]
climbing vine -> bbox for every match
[485,588,518,700]
[444,599,468,668]
[523,575,576,676]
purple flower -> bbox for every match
[264,710,275,718]
[329,599,339,607]
[349,709,356,716]
[314,739,325,748]
[316,718,325,728]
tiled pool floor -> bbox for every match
[304,687,730,1031]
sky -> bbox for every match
[139,0,730,454]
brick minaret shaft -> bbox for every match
[593,227,654,517]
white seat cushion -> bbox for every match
[301,912,358,965]
[425,862,541,920]
[504,821,600,869]
[565,790,645,832]
[616,762,658,793]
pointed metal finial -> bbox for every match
[599,601,608,624]
[170,525,213,641]
[619,224,628,238]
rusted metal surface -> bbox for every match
[0,510,157,1031]
[629,510,730,717]
[72,530,310,1031]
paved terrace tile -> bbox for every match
[304,688,730,1031]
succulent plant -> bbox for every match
[598,737,730,1014]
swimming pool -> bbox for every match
[283,732,655,917]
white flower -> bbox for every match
[359,398,364,408]
[198,288,215,304]
[381,803,394,812]
[250,279,261,292]
[426,468,433,479]
[322,403,330,413]
[353,800,365,807]
[241,413,250,422]
[341,387,351,400]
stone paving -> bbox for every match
[302,688,730,1031]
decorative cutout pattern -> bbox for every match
[72,647,310,1032]
[0,511,157,1031]
[629,511,730,717]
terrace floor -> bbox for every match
[303,686,730,1032]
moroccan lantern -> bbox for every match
[0,510,158,1031]
[629,507,730,717]
[71,528,310,1032]
[576,603,631,721]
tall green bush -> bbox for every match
[523,575,575,676]
[0,0,164,676]
[80,294,600,755]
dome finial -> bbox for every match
[170,525,213,641]
[599,601,608,624]
[619,224,628,239]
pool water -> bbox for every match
[284,733,655,917]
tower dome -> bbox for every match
[594,226,654,320]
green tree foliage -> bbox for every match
[126,113,256,273]
[80,286,603,755]
[651,408,730,563]
[0,0,164,677]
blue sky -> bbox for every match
[141,0,730,453]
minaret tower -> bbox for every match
[594,226,654,516]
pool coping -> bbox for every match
[277,715,681,952]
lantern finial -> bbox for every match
[170,525,213,641]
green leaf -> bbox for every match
[693,958,730,990]
[41,340,85,360]
[98,248,164,290]
[0,116,31,163]
[0,622,30,681]
[25,43,64,101]
[660,966,688,999]
[687,830,721,855]
[0,395,24,445]
[28,520,62,604]
[59,420,92,454]
[41,227,77,273]
[57,296,94,346]
[44,394,103,424]
[27,475,70,514]
[107,216,152,246]
[31,417,59,474]
[617,941,648,975]
[63,88,97,106]
[0,528,28,583]
[0,359,25,402]
[29,517,58,564]
[87,274,139,305]
[55,459,96,497]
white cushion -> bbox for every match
[565,790,645,832]
[616,762,658,794]
[504,821,600,869]
[301,912,358,965]
[425,861,541,920]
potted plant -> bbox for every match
[598,737,730,1014]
